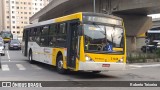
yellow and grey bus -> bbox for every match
[22,12,126,73]
[0,31,13,43]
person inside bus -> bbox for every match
[101,40,113,52]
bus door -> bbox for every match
[67,21,79,68]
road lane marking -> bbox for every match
[130,68,137,69]
[1,64,10,71]
[31,64,42,70]
[16,64,26,70]
[1,61,26,62]
[128,65,142,68]
[6,50,10,61]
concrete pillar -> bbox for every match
[118,15,152,36]
[127,36,137,52]
[116,15,152,52]
[131,37,137,52]
[136,37,145,51]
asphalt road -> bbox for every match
[0,44,160,90]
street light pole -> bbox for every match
[93,0,96,13]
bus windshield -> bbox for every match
[1,32,12,38]
[84,24,124,53]
[147,32,160,43]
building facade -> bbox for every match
[0,0,49,39]
[0,1,3,32]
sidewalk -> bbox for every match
[127,58,160,63]
[126,62,160,70]
[127,62,160,65]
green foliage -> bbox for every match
[127,52,158,63]
[156,48,160,58]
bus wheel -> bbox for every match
[29,51,34,64]
[56,56,66,74]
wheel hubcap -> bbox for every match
[58,60,63,69]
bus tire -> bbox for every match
[92,71,101,74]
[56,56,66,74]
[29,51,34,64]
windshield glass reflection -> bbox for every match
[84,24,124,53]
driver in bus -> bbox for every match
[101,40,113,52]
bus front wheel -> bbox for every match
[56,56,66,74]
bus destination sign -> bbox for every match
[83,16,122,26]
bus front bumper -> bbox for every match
[78,62,126,71]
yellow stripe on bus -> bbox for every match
[55,12,82,23]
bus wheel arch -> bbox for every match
[56,52,66,74]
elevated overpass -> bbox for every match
[30,0,160,52]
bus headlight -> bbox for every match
[86,56,90,61]
[117,57,124,63]
[85,55,94,62]
[120,58,123,62]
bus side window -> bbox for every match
[33,28,37,36]
[42,25,49,36]
[37,27,42,36]
[31,28,37,41]
[56,23,67,47]
[49,24,56,35]
[39,26,49,47]
[48,36,56,47]
[28,29,32,41]
[49,24,56,47]
[60,23,66,34]
[55,24,60,34]
[35,27,41,45]
[40,36,48,46]
[22,29,26,41]
[29,28,35,41]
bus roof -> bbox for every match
[24,12,122,29]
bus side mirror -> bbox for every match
[78,25,83,36]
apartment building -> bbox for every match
[0,1,3,32]
[0,0,49,39]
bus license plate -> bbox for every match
[102,64,110,67]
